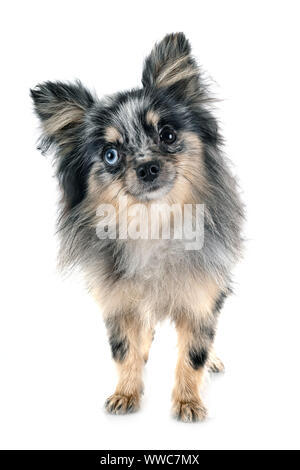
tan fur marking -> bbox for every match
[167,131,206,206]
[156,55,190,87]
[156,55,188,83]
[145,110,160,127]
[105,126,123,143]
[156,53,197,89]
[158,68,197,88]
[44,105,84,136]
[86,166,134,213]
[183,131,204,152]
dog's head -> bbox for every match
[31,33,219,210]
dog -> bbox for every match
[31,33,243,422]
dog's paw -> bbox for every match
[105,393,140,415]
[172,400,207,423]
[207,355,225,373]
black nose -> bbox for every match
[136,161,160,182]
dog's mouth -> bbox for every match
[129,177,176,201]
[143,181,162,193]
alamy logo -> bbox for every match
[95,196,205,251]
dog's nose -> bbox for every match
[136,161,160,182]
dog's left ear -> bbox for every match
[142,33,202,105]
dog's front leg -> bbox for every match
[104,314,144,414]
[172,280,227,422]
[172,316,213,423]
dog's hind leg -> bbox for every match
[206,289,229,373]
[142,327,155,364]
[207,347,225,373]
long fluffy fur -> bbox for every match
[31,32,244,422]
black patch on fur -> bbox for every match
[105,318,129,362]
[109,336,128,362]
[213,291,230,315]
[201,325,216,341]
[58,147,94,208]
[191,108,221,146]
[189,347,208,370]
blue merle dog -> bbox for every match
[31,33,243,422]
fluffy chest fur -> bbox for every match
[92,239,222,326]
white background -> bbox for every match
[0,0,299,450]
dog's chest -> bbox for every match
[116,238,189,280]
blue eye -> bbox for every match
[104,148,119,165]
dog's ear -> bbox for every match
[30,80,94,148]
[31,81,95,209]
[142,33,202,105]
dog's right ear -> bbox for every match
[30,80,95,151]
[31,81,96,209]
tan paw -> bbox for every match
[207,355,225,373]
[105,393,140,415]
[172,400,207,423]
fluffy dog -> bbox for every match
[31,33,243,422]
